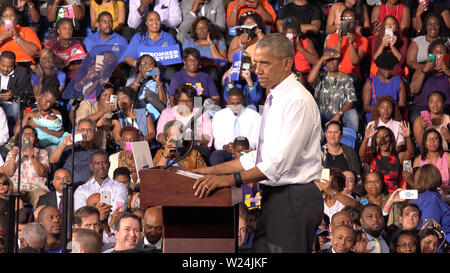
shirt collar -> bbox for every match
[364,231,382,241]
[1,70,14,78]
[377,118,393,127]
[144,236,162,248]
[89,176,112,186]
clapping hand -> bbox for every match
[364,123,378,140]
[399,121,410,138]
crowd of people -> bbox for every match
[0,0,447,253]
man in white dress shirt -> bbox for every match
[74,150,128,215]
[127,0,182,30]
[210,88,261,166]
[193,34,324,253]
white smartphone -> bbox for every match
[403,160,412,173]
[95,55,104,71]
[321,168,330,183]
[399,190,418,200]
[100,191,111,205]
[385,28,393,38]
[242,63,251,70]
[73,133,86,143]
[109,94,117,105]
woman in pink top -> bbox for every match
[414,128,450,187]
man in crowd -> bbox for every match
[19,222,47,253]
[83,12,128,53]
[110,213,141,253]
[37,206,62,253]
[37,168,71,212]
[318,224,356,253]
[72,228,103,253]
[360,203,389,253]
[138,206,163,251]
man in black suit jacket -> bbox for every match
[37,168,71,210]
[317,224,355,253]
[0,51,32,137]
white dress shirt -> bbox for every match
[127,0,182,29]
[212,106,261,151]
[144,236,162,250]
[56,191,63,210]
[0,106,7,147]
[0,70,13,91]
[240,73,322,186]
[74,177,128,213]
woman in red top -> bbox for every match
[371,0,411,36]
[282,17,318,75]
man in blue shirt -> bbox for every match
[83,11,129,53]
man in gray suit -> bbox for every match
[177,0,226,43]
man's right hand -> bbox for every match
[0,90,13,100]
[97,202,113,222]
[61,133,74,147]
[191,0,204,13]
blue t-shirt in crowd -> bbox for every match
[182,38,227,60]
[31,70,66,89]
[83,32,129,53]
[169,70,219,98]
[122,31,177,61]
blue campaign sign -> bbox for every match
[138,45,182,66]
[230,50,243,82]
[62,44,126,102]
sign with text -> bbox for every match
[230,50,243,82]
[138,45,182,66]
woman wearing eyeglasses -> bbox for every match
[0,173,23,209]
[3,125,50,208]
[413,128,449,188]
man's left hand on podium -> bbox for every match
[193,174,235,199]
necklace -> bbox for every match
[327,71,340,100]
[119,151,133,169]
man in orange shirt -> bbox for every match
[226,0,276,28]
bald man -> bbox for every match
[318,224,355,253]
[137,206,163,251]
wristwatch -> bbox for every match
[233,172,242,188]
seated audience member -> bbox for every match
[398,203,422,232]
[369,15,408,78]
[110,212,141,252]
[342,170,359,198]
[153,120,207,169]
[73,206,102,236]
[413,128,449,187]
[85,193,116,247]
[14,0,40,30]
[316,168,358,220]
[370,0,410,36]
[76,84,116,151]
[275,0,321,34]
[111,86,156,144]
[406,14,442,72]
[238,204,250,249]
[127,54,167,120]
[157,84,213,147]
[409,38,450,124]
[227,12,265,64]
[210,88,260,166]
[362,51,406,123]
[412,91,449,152]
[359,125,413,192]
[45,18,87,79]
[73,150,128,214]
[411,164,450,242]
[89,0,125,33]
[356,170,390,208]
[360,203,389,253]
[324,8,368,83]
[177,0,225,43]
[122,11,177,68]
[14,80,67,149]
[226,0,276,28]
[127,0,181,32]
[19,222,47,253]
[31,49,66,97]
[137,206,163,251]
[37,206,61,253]
[389,229,419,253]
[83,11,128,53]
[72,228,103,253]
[418,227,441,253]
[50,118,102,185]
[365,96,405,152]
[351,229,371,253]
[282,17,319,76]
[3,126,50,208]
[37,168,71,210]
[326,0,370,35]
[113,167,140,210]
[411,0,450,35]
[0,107,8,150]
[0,4,42,64]
[109,127,141,191]
[318,224,355,253]
[0,51,32,136]
[222,56,263,108]
[321,121,361,176]
[46,0,85,36]
[0,173,23,209]
[307,48,358,132]
[169,48,220,105]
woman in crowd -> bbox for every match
[153,120,207,169]
[109,126,140,191]
[76,83,116,151]
[90,0,125,33]
[413,128,449,188]
[32,48,66,97]
[321,121,361,177]
[359,123,413,193]
[3,125,50,208]
[362,51,406,123]
[357,170,389,208]
[369,15,408,78]
[0,3,41,65]
[0,173,23,209]
[326,0,370,35]
[418,227,441,253]
[308,48,359,132]
[111,86,156,144]
[370,0,410,36]
[413,91,449,152]
[389,229,420,253]
[15,0,39,31]
[227,11,265,64]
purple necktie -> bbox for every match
[255,93,273,164]
[58,195,63,214]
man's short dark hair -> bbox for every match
[228,88,244,100]
[97,11,112,22]
[90,150,109,164]
[73,228,103,253]
[74,206,100,227]
[113,167,131,181]
[233,137,249,149]
[400,203,422,218]
[360,203,382,217]
[182,47,200,60]
[114,212,142,231]
[18,208,34,225]
[0,51,16,61]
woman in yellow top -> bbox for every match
[90,0,125,33]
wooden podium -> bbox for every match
[140,166,242,253]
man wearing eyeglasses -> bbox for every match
[50,118,102,185]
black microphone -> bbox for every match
[182,98,215,133]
